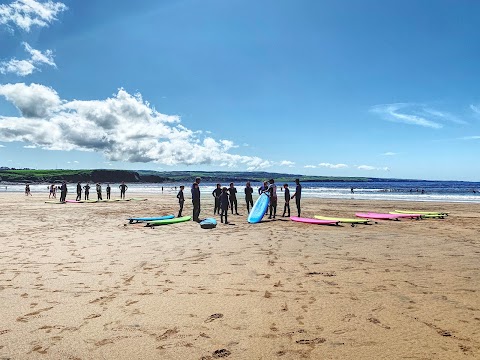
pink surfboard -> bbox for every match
[290,216,338,225]
[355,212,422,220]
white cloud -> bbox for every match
[304,165,316,168]
[279,160,295,167]
[318,162,348,169]
[423,108,466,125]
[23,144,36,148]
[382,152,397,156]
[73,160,78,163]
[0,0,67,32]
[0,42,56,76]
[471,105,480,115]
[461,136,480,140]
[0,144,5,147]
[371,103,443,129]
[357,165,390,171]
[0,83,274,170]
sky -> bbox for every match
[0,0,479,181]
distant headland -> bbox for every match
[0,168,424,184]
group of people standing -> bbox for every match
[176,177,302,224]
[74,181,128,201]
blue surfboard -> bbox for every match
[200,218,217,229]
[247,193,270,224]
[128,215,174,223]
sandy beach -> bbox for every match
[0,192,479,359]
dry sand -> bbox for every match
[0,192,479,359]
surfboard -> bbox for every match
[247,193,270,224]
[356,212,422,220]
[393,210,448,216]
[128,215,175,224]
[390,212,445,219]
[290,216,338,225]
[45,201,64,204]
[129,198,147,201]
[314,215,370,224]
[200,218,217,229]
[146,216,192,226]
[65,200,81,203]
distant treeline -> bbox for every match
[0,168,413,184]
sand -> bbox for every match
[0,192,479,359]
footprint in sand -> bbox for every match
[212,349,231,358]
[296,338,326,345]
[205,313,224,323]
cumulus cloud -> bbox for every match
[0,83,274,170]
[279,160,295,167]
[304,165,316,168]
[318,163,348,169]
[371,103,443,129]
[0,0,67,32]
[0,144,5,147]
[23,144,36,148]
[0,42,56,76]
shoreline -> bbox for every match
[1,193,479,359]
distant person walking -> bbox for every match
[83,183,90,200]
[49,184,56,199]
[228,183,239,215]
[291,178,302,217]
[96,183,102,200]
[220,187,230,224]
[106,184,111,199]
[351,187,354,194]
[212,183,222,215]
[282,183,290,217]
[177,185,185,217]
[267,179,277,219]
[60,181,67,202]
[244,182,254,213]
[25,184,32,196]
[76,182,82,201]
[191,179,201,222]
[119,182,128,199]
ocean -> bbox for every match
[3,180,480,203]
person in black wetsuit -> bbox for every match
[244,181,254,213]
[220,187,230,224]
[60,181,67,202]
[291,178,302,217]
[106,184,111,199]
[282,183,290,217]
[267,179,277,219]
[212,183,222,215]
[96,183,102,200]
[258,181,268,195]
[119,182,128,199]
[228,182,239,215]
[83,183,90,200]
[191,180,201,222]
[177,185,185,217]
[76,182,82,201]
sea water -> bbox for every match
[2,180,480,203]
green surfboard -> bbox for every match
[393,210,448,216]
[146,216,192,226]
[314,215,370,224]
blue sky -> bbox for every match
[0,0,479,181]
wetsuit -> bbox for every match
[76,183,82,201]
[60,183,67,202]
[191,185,201,222]
[96,184,102,200]
[83,185,90,200]
[212,188,222,214]
[119,184,128,199]
[267,184,277,219]
[245,186,254,213]
[294,183,302,217]
[228,187,238,214]
[106,185,111,199]
[282,187,290,217]
[220,191,229,223]
[177,189,185,217]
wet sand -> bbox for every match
[0,192,479,359]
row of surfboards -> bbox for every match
[128,215,217,229]
[45,198,148,204]
[290,210,448,226]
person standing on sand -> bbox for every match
[119,182,128,199]
[291,178,302,217]
[228,182,239,215]
[258,181,268,195]
[267,179,277,219]
[76,182,82,201]
[49,184,55,198]
[84,183,90,200]
[96,183,102,200]
[106,184,111,199]
[282,183,290,217]
[191,179,201,222]
[60,181,67,202]
[220,187,230,224]
[25,184,32,196]
[177,185,185,217]
[212,183,222,215]
[244,182,254,213]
